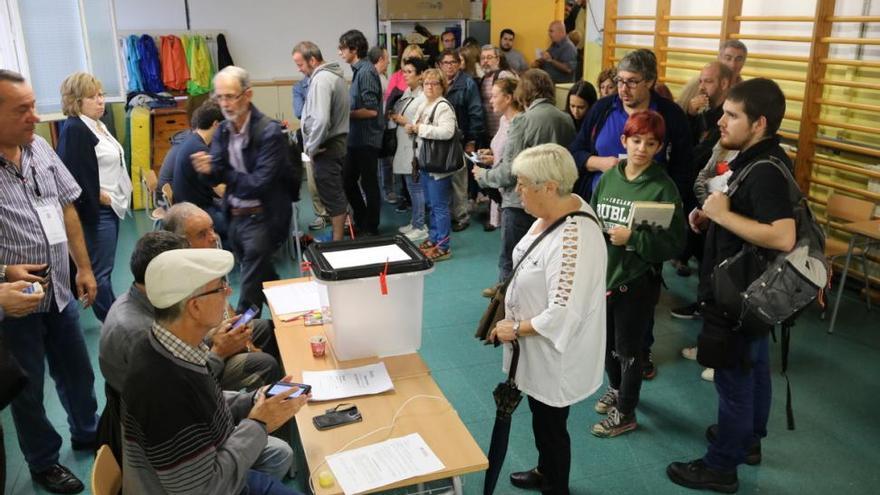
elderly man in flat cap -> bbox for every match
[121,249,307,495]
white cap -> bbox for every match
[145,249,234,309]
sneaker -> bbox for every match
[591,407,637,438]
[30,464,85,494]
[642,353,657,380]
[405,226,428,242]
[395,202,410,213]
[594,387,618,414]
[452,220,470,232]
[666,459,739,493]
[701,368,715,382]
[398,223,415,234]
[681,346,698,361]
[671,303,702,320]
[385,192,399,204]
[705,424,762,465]
[481,284,500,298]
[308,216,326,230]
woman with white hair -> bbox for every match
[488,143,606,494]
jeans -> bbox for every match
[704,335,771,471]
[344,146,381,233]
[528,396,571,495]
[499,207,535,282]
[1,300,98,470]
[422,172,452,250]
[379,157,395,198]
[606,273,660,415]
[83,206,119,322]
[229,213,280,315]
[246,469,301,495]
[403,173,425,230]
[252,436,294,481]
[206,204,229,247]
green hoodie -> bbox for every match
[590,159,686,290]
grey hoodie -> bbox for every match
[301,62,350,156]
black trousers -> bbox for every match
[529,396,571,495]
[228,212,280,314]
[344,146,381,234]
[606,272,661,415]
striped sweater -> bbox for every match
[121,327,266,494]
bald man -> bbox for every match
[533,20,577,83]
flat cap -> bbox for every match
[145,249,234,309]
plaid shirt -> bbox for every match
[151,321,210,366]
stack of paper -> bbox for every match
[302,363,394,401]
[326,433,445,495]
[262,281,323,316]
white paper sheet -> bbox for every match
[326,433,445,495]
[302,363,394,401]
[322,244,411,270]
[262,281,323,316]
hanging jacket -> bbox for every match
[137,35,164,93]
[186,35,214,96]
[160,35,190,91]
[217,33,234,69]
[124,35,144,93]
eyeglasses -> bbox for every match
[440,60,459,66]
[423,81,442,87]
[613,77,644,89]
[191,280,231,299]
[212,91,247,103]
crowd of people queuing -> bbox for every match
[0,6,798,493]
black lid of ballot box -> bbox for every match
[305,234,433,281]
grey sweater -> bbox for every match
[301,62,350,157]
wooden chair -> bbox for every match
[91,445,121,495]
[823,192,876,314]
[141,169,167,230]
[161,182,174,207]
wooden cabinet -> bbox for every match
[150,108,189,174]
[251,81,298,129]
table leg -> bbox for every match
[452,476,463,495]
[829,235,858,334]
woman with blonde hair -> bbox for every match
[57,72,131,322]
[385,44,425,101]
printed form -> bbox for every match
[302,363,394,401]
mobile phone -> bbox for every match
[232,305,259,331]
[265,381,311,399]
[22,282,43,294]
[35,266,51,279]
[313,405,363,431]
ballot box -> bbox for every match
[304,235,434,360]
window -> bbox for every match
[1,0,123,116]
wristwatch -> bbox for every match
[512,320,521,339]
[0,264,7,283]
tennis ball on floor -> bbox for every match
[318,470,335,488]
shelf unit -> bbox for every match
[378,19,467,76]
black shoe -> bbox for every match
[452,220,470,232]
[510,468,551,491]
[395,202,410,213]
[671,303,702,320]
[706,424,762,465]
[30,464,85,494]
[483,223,497,232]
[642,353,657,380]
[667,459,738,493]
[70,438,97,453]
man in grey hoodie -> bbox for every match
[295,41,350,240]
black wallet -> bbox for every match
[313,403,363,431]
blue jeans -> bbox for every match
[403,173,425,230]
[1,300,98,470]
[252,436,294,481]
[83,206,119,322]
[246,470,301,495]
[229,213,280,315]
[704,335,771,471]
[499,207,534,282]
[206,203,229,246]
[422,172,452,250]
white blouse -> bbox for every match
[391,88,425,175]
[80,115,132,218]
[502,197,608,407]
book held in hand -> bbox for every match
[627,201,675,230]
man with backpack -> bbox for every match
[666,78,795,493]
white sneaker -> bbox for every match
[701,368,715,382]
[681,346,698,361]
[398,223,415,234]
[405,226,428,242]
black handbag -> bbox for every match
[416,100,464,174]
[379,129,397,158]
[476,211,598,341]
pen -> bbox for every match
[281,311,308,322]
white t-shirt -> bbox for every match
[80,115,131,218]
[502,197,607,407]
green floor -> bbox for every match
[3,192,880,494]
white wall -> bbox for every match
[114,0,379,80]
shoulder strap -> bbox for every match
[501,211,598,292]
[726,155,796,199]
[426,99,455,125]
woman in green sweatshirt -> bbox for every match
[589,110,685,437]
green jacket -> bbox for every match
[590,159,685,289]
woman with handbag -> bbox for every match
[589,110,685,437]
[488,144,606,494]
[57,72,132,322]
[389,57,428,242]
[405,68,459,261]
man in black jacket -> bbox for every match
[667,78,795,493]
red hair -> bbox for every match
[622,110,666,143]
